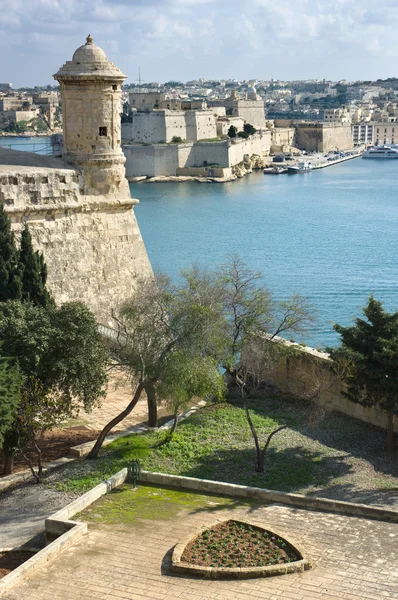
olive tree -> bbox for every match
[209,256,314,473]
[87,272,226,459]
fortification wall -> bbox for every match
[123,134,273,177]
[191,141,230,167]
[123,144,180,176]
[321,125,352,151]
[122,110,218,145]
[271,127,296,149]
[122,112,168,144]
[228,131,272,165]
[191,111,218,141]
[0,165,152,325]
[262,340,398,433]
[295,124,352,152]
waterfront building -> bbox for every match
[352,123,374,146]
[373,122,398,145]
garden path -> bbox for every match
[3,489,398,600]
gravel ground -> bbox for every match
[0,480,79,550]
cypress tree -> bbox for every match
[0,355,21,448]
[0,204,22,302]
[19,225,52,307]
[331,296,398,451]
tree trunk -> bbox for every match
[255,451,265,473]
[145,381,158,428]
[2,449,14,475]
[87,381,146,459]
[386,411,395,452]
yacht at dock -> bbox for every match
[362,145,398,159]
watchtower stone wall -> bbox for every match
[0,37,153,325]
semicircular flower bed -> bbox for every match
[172,519,311,579]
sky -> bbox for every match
[1,0,397,88]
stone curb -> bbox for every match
[0,401,207,493]
[0,468,129,598]
[138,471,398,523]
[69,400,207,458]
[0,457,75,494]
[171,518,310,579]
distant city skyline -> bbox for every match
[1,0,397,88]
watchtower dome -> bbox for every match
[54,35,128,197]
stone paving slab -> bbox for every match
[3,490,398,599]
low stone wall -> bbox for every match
[263,340,398,433]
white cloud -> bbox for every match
[1,0,397,86]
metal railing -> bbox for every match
[0,140,54,156]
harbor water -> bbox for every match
[0,135,52,155]
[132,158,398,348]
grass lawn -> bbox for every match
[53,392,398,507]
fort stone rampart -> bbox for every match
[122,109,217,144]
[123,132,273,178]
[295,123,353,152]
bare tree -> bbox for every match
[214,256,315,473]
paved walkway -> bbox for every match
[0,372,164,550]
[4,492,398,599]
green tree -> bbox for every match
[330,296,398,451]
[87,272,226,459]
[238,131,249,139]
[0,204,22,302]
[171,136,183,143]
[19,225,52,307]
[228,125,237,138]
[212,256,314,473]
[243,123,256,135]
[0,300,109,477]
[0,356,21,448]
[88,258,313,473]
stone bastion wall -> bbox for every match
[0,164,152,325]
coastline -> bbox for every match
[128,151,363,184]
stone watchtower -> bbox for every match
[1,36,152,325]
[54,35,129,198]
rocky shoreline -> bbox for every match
[129,154,266,184]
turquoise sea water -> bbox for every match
[0,136,52,155]
[131,158,398,348]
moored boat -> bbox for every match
[263,166,288,174]
[287,161,313,173]
[362,145,398,159]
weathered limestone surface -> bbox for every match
[259,338,398,433]
[0,162,151,325]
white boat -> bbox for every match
[263,166,288,174]
[287,161,313,173]
[362,145,398,159]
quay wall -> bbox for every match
[261,339,398,433]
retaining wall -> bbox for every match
[263,340,398,433]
